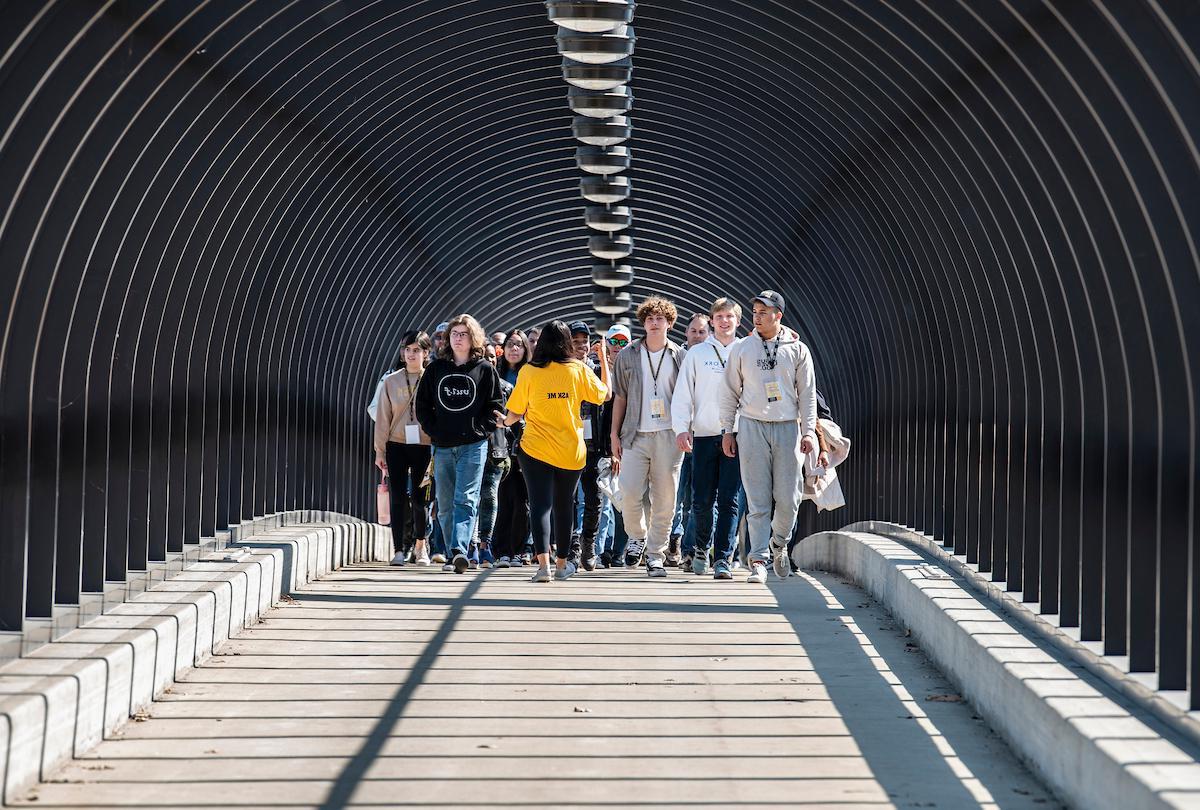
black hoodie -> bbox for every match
[414,357,505,448]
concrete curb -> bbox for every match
[0,519,389,806]
[794,528,1200,810]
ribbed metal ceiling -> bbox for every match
[2,0,1199,703]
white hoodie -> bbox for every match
[671,335,742,438]
[719,326,817,442]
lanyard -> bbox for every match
[761,333,781,370]
[403,369,418,420]
[647,346,667,396]
[710,343,728,369]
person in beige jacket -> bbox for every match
[375,330,433,565]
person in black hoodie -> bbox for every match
[415,313,505,574]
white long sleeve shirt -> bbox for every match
[671,336,742,438]
[719,326,817,443]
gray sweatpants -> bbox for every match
[619,430,684,565]
[736,418,803,562]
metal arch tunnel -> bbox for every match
[0,0,1198,710]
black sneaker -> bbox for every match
[624,538,646,567]
[453,553,470,574]
[680,553,693,573]
[665,534,682,566]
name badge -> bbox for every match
[764,380,783,404]
[650,397,667,420]
[405,424,422,444]
[583,420,593,440]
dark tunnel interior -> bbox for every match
[1,1,1199,703]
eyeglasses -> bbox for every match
[449,330,471,339]
[503,340,524,348]
[607,336,629,348]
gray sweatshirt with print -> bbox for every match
[718,326,817,441]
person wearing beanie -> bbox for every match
[568,321,608,570]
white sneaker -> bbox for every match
[431,553,447,564]
[441,563,455,573]
[389,552,406,566]
[747,562,768,584]
[416,553,432,566]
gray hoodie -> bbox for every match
[719,326,817,441]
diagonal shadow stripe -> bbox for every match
[319,570,492,809]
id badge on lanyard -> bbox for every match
[405,424,422,444]
[764,380,783,404]
[650,397,667,421]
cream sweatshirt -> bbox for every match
[374,368,431,455]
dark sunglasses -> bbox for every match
[607,335,629,347]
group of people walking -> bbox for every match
[371,291,847,584]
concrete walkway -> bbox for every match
[16,563,1058,809]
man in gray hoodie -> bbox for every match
[718,291,817,584]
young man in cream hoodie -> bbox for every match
[719,291,818,584]
[672,298,743,580]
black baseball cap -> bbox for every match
[568,320,591,337]
[751,290,785,314]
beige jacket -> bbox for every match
[374,368,431,455]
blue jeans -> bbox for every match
[476,459,508,542]
[596,497,613,556]
[433,440,488,558]
[573,481,585,536]
[690,435,743,564]
[672,453,696,554]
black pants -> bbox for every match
[520,449,582,560]
[578,448,603,548]
[492,454,529,559]
[385,442,431,554]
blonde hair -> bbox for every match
[635,295,678,325]
[710,297,742,320]
[439,314,487,361]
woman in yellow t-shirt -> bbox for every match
[500,320,610,582]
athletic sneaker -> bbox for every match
[416,547,431,566]
[530,566,552,583]
[691,554,708,575]
[624,538,646,567]
[666,534,682,566]
[770,539,790,579]
[731,559,743,570]
[555,562,578,581]
[389,552,406,566]
[679,553,692,572]
[512,555,526,567]
[478,542,495,569]
[453,554,470,574]
[496,556,511,568]
[431,553,447,564]
[441,563,455,573]
[647,562,667,578]
[713,560,733,580]
[747,561,768,584]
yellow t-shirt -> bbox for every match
[506,360,609,470]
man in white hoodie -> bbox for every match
[672,298,743,580]
[719,291,818,584]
